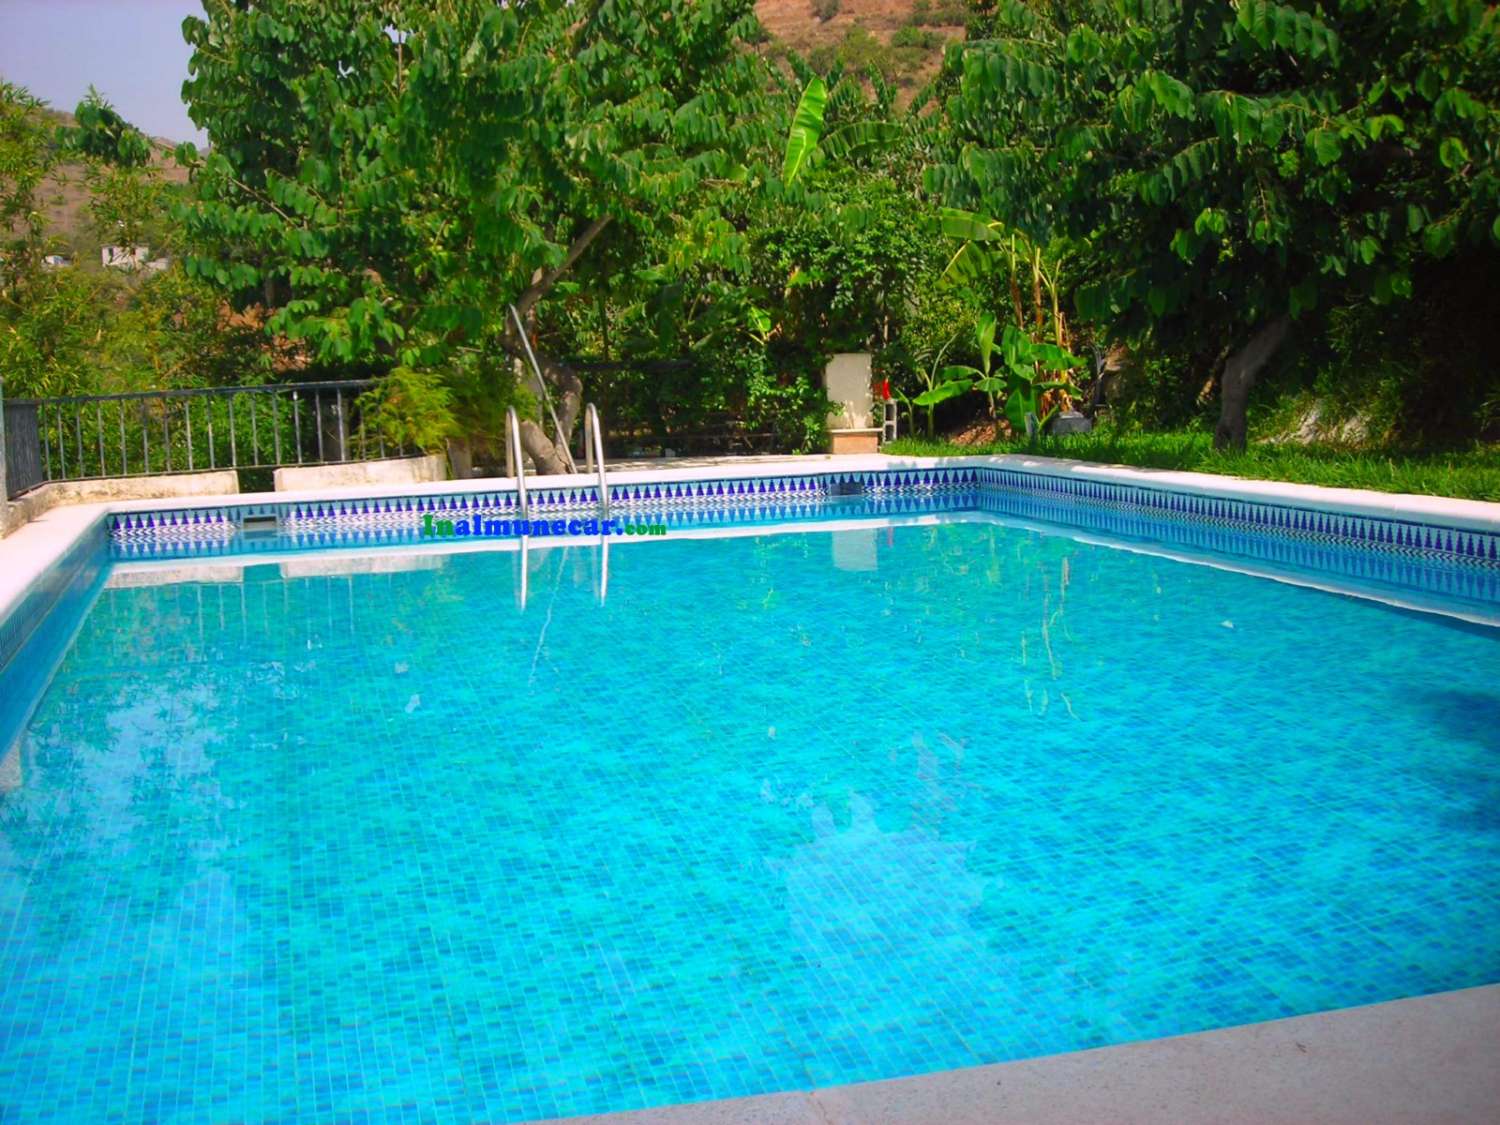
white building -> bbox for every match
[101,245,167,272]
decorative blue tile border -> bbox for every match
[975,468,1500,570]
[98,466,1500,609]
[105,471,981,561]
[973,485,1500,607]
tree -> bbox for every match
[943,0,1500,448]
[1,82,271,398]
[178,0,763,472]
[0,82,58,275]
[66,88,151,168]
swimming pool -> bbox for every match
[2,465,1498,1122]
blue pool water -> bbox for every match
[2,518,1498,1123]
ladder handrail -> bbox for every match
[505,406,529,521]
[583,402,609,519]
[508,304,578,475]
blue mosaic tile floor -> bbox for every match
[2,521,1498,1123]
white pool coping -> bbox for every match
[523,985,1500,1125]
[5,451,1500,636]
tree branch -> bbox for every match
[512,214,611,322]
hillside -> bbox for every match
[756,0,965,92]
[31,106,188,268]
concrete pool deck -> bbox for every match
[531,985,1500,1124]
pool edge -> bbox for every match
[527,983,1500,1125]
[5,450,1500,661]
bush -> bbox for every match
[357,366,457,454]
[811,0,840,23]
[891,26,942,49]
[908,0,967,27]
[1254,250,1500,447]
[807,25,910,81]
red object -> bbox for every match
[877,378,892,402]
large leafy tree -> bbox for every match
[178,0,762,471]
[941,0,1500,448]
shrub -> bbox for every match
[908,0,967,26]
[357,366,457,455]
[891,26,941,48]
[811,0,840,23]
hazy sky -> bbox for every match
[0,0,206,143]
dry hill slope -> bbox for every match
[756,0,965,91]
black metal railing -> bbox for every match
[2,380,412,499]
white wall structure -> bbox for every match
[824,353,874,429]
[824,353,881,453]
[101,245,151,270]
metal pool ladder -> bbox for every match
[504,406,529,521]
[583,402,610,519]
[508,304,578,474]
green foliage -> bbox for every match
[357,366,457,455]
[923,203,1085,429]
[85,161,175,252]
[1259,249,1500,443]
[892,26,943,50]
[808,26,931,85]
[783,78,830,186]
[811,0,841,22]
[177,0,763,373]
[758,177,932,352]
[0,82,266,400]
[781,77,903,188]
[909,0,969,28]
[1,259,272,399]
[943,0,1500,438]
[0,81,57,268]
[728,342,829,451]
[63,89,151,168]
[876,285,977,436]
[886,430,1500,501]
[1,265,115,398]
[916,315,1084,430]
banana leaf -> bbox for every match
[913,378,974,407]
[782,78,828,187]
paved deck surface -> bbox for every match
[529,984,1500,1124]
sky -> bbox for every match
[0,0,206,143]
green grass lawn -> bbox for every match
[882,430,1500,502]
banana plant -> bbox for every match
[997,324,1086,434]
[914,315,1085,434]
[914,312,1000,409]
[781,77,902,187]
[899,327,965,436]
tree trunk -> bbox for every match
[447,437,474,479]
[518,418,571,475]
[509,347,584,474]
[1213,316,1290,451]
